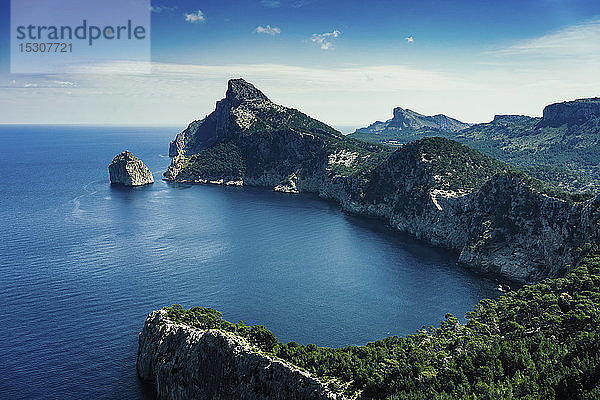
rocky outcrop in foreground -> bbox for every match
[137,310,345,400]
[108,151,154,186]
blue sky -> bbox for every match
[1,0,600,127]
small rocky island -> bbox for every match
[108,151,154,186]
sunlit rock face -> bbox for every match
[108,150,154,186]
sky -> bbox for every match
[0,0,600,128]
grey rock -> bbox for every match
[356,106,471,134]
[491,115,533,124]
[541,97,600,127]
[339,152,600,283]
[137,310,346,400]
[168,79,276,158]
[108,151,154,186]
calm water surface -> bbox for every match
[0,126,498,399]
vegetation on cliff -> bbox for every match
[167,79,393,182]
[245,106,340,137]
[365,137,589,203]
[243,105,393,177]
[164,253,600,399]
[178,141,246,180]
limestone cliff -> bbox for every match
[108,151,154,186]
[336,138,600,283]
[540,97,600,127]
[164,79,600,283]
[137,310,346,400]
[164,78,388,193]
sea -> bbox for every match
[0,125,498,399]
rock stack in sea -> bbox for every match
[108,151,154,186]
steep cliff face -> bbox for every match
[138,258,600,400]
[165,78,388,193]
[340,138,506,249]
[168,79,274,157]
[164,79,600,283]
[458,175,599,282]
[541,98,600,127]
[338,139,600,283]
[137,310,346,400]
[108,151,154,186]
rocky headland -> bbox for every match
[141,81,600,400]
[164,79,600,284]
[139,255,600,400]
[109,150,154,186]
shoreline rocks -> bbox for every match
[108,151,154,186]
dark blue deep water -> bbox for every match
[0,126,498,400]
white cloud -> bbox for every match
[184,10,206,23]
[0,62,479,125]
[491,18,600,58]
[1,79,77,88]
[260,0,281,7]
[405,36,414,43]
[150,5,176,13]
[311,30,341,50]
[255,25,281,35]
[2,52,600,126]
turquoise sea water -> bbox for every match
[0,125,498,399]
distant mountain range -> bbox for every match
[350,98,600,192]
[355,107,471,136]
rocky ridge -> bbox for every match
[355,107,470,135]
[108,151,154,186]
[137,310,346,400]
[164,78,388,190]
[351,98,600,192]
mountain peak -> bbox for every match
[225,78,271,106]
[386,106,469,132]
